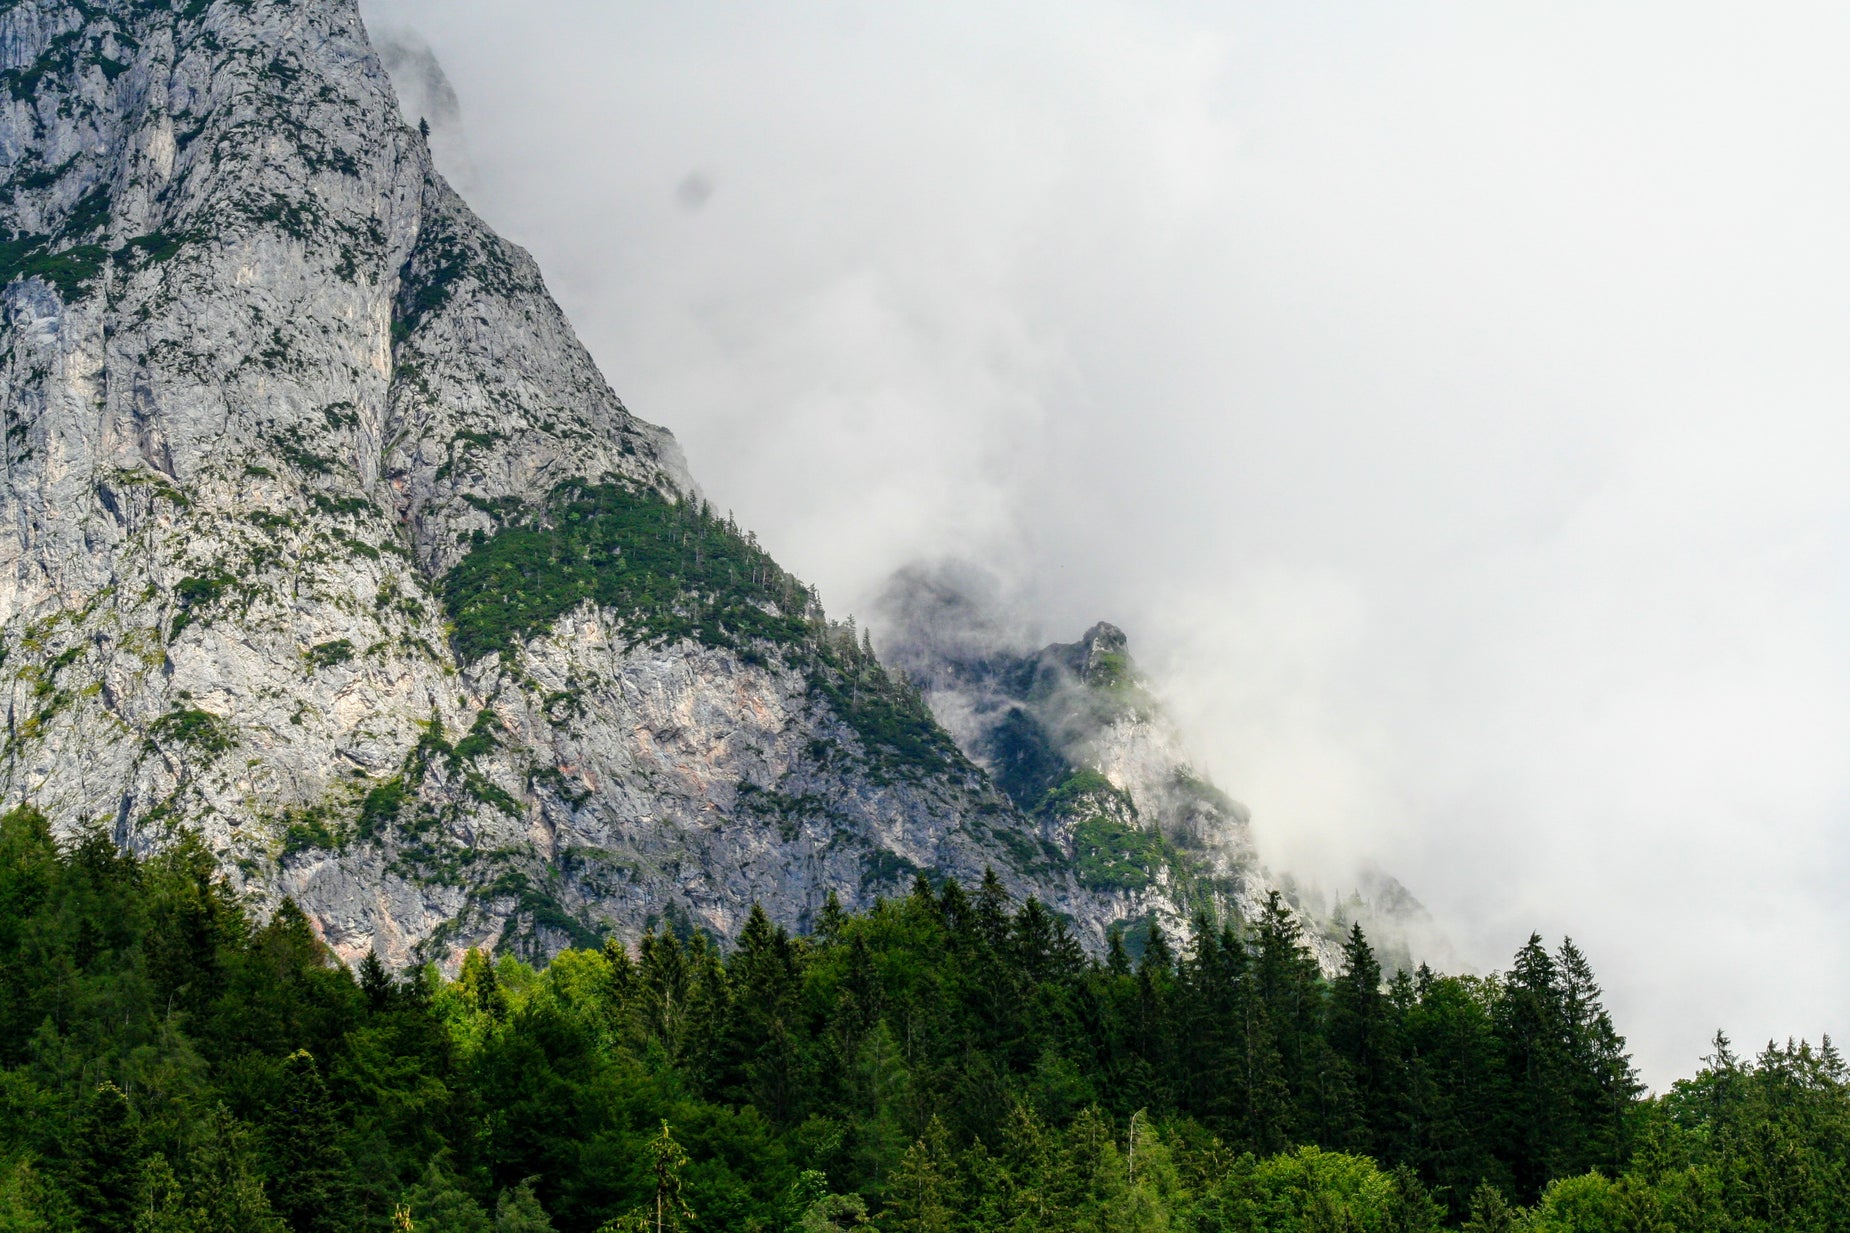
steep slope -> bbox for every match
[0,0,1095,966]
[876,563,1442,972]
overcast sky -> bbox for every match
[359,0,1850,1088]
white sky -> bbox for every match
[360,0,1850,1088]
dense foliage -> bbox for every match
[0,806,1843,1231]
[439,481,813,664]
[440,482,958,776]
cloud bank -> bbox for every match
[359,0,1850,1087]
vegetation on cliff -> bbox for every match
[440,481,960,777]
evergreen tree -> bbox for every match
[725,903,802,1122]
[994,1101,1061,1229]
[494,1178,556,1232]
[1383,1164,1445,1233]
[818,891,848,942]
[401,1158,491,1233]
[1494,934,1571,1197]
[1105,929,1131,977]
[134,1154,190,1233]
[262,1050,352,1233]
[0,824,1837,1233]
[143,831,245,1023]
[360,950,394,1013]
[459,947,503,1018]
[1327,923,1386,1151]
[1252,892,1323,1147]
[185,1104,285,1233]
[882,1118,956,1233]
[1554,938,1639,1175]
[65,1081,139,1232]
[1459,1182,1520,1233]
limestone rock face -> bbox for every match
[0,0,1253,966]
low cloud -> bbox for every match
[360,0,1850,1087]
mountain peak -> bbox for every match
[0,0,1284,966]
[1078,621,1129,684]
[0,1,1436,974]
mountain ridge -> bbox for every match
[0,0,1427,974]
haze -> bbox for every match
[358,0,1850,1089]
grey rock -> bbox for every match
[1,0,1325,971]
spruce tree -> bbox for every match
[494,1177,557,1232]
[359,950,394,1013]
[613,1121,693,1233]
[883,1118,957,1233]
[1495,934,1571,1197]
[263,1050,353,1233]
[401,1158,491,1233]
[726,904,801,1120]
[817,890,848,941]
[1460,1182,1520,1233]
[65,1081,139,1232]
[1554,938,1639,1175]
[1329,923,1387,1151]
[186,1104,285,1233]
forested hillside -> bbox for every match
[0,806,1844,1231]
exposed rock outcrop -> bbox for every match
[875,562,1442,972]
[0,0,1281,967]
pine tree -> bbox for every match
[1495,934,1584,1196]
[1459,1182,1520,1233]
[974,870,1011,952]
[65,1081,139,1231]
[1139,920,1174,975]
[1384,1164,1445,1233]
[1173,923,1237,1134]
[817,890,848,942]
[359,950,394,1013]
[1064,1105,1125,1221]
[401,1158,491,1233]
[186,1104,285,1233]
[1105,929,1131,977]
[726,903,801,1122]
[263,1050,352,1233]
[603,935,638,1005]
[1012,899,1060,983]
[135,1154,190,1233]
[1252,892,1323,1146]
[143,830,244,1021]
[937,880,972,941]
[494,1178,557,1232]
[1554,938,1639,1175]
[1328,923,1387,1151]
[459,947,503,1018]
[883,1118,957,1233]
[995,1101,1061,1229]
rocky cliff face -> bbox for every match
[0,0,1254,968]
[875,563,1443,972]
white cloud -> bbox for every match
[361,0,1850,1086]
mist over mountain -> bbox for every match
[356,0,1850,1090]
[873,559,1453,976]
[0,5,1847,1230]
[0,0,1424,981]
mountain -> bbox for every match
[0,0,1427,972]
[875,562,1442,973]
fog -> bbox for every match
[359,0,1850,1088]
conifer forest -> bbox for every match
[0,807,1843,1232]
[0,4,1844,1229]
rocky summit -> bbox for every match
[0,0,1422,971]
